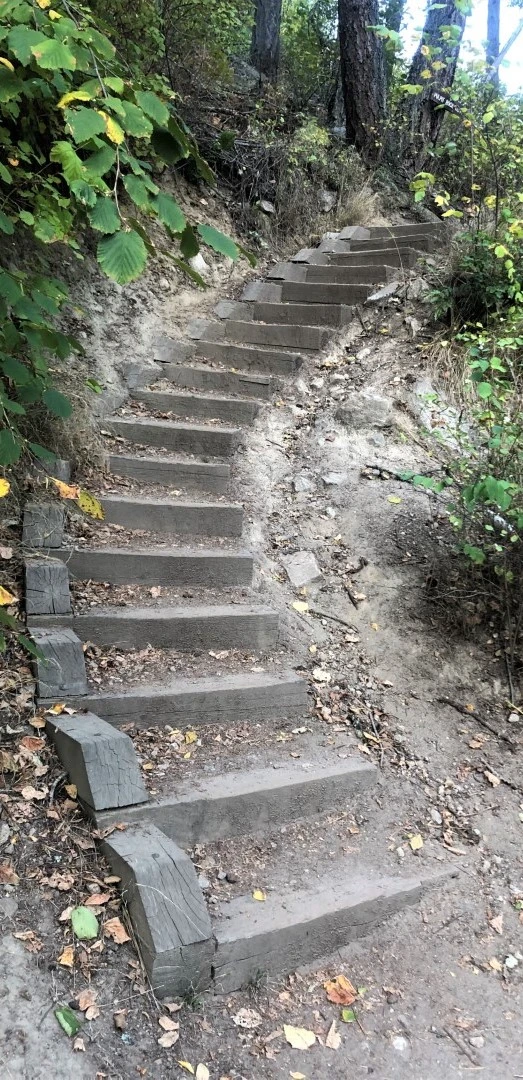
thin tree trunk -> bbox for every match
[250,0,283,81]
[486,0,501,85]
[338,0,386,166]
[405,0,468,174]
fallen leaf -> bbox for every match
[371,622,380,631]
[46,703,66,715]
[177,1064,195,1075]
[252,889,266,902]
[21,784,47,801]
[158,1031,180,1048]
[51,478,79,500]
[78,989,97,1012]
[484,769,501,787]
[13,929,43,953]
[490,914,503,935]
[284,1025,316,1050]
[73,1037,86,1052]
[489,957,503,972]
[465,703,475,712]
[409,833,424,852]
[104,916,130,943]
[387,495,402,504]
[0,545,13,559]
[85,1004,100,1021]
[65,783,77,799]
[292,600,309,613]
[290,1074,306,1079]
[325,1020,341,1050]
[71,906,99,940]
[20,736,45,752]
[55,1005,81,1037]
[48,870,75,890]
[164,1002,182,1013]
[59,906,73,922]
[85,893,111,906]
[76,490,104,520]
[312,667,331,683]
[0,585,17,606]
[232,1008,262,1029]
[0,478,10,498]
[324,974,357,1005]
[159,1016,179,1032]
[195,1067,210,1080]
[113,1009,127,1031]
[468,737,486,749]
[341,1008,356,1023]
[58,945,74,968]
[185,730,197,744]
[0,862,19,885]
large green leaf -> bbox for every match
[151,128,186,165]
[153,192,186,234]
[65,106,105,144]
[69,179,97,207]
[0,211,14,235]
[0,66,23,103]
[2,356,31,384]
[50,141,86,184]
[71,904,99,940]
[134,90,169,128]
[180,225,199,259]
[97,230,148,284]
[197,224,238,261]
[119,101,152,139]
[31,38,77,71]
[88,196,120,234]
[42,388,72,418]
[7,25,46,64]
[123,174,152,211]
[84,144,116,178]
[0,429,21,466]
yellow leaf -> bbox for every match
[77,490,104,520]
[290,1074,306,1079]
[387,495,402,504]
[420,44,430,56]
[57,90,93,109]
[185,730,197,744]
[0,57,14,72]
[58,944,74,967]
[252,889,266,902]
[371,622,380,631]
[98,111,125,145]
[309,644,317,654]
[409,833,423,851]
[47,702,66,715]
[177,1065,195,1075]
[284,1025,316,1050]
[36,0,51,7]
[489,957,502,972]
[292,600,309,613]
[0,479,10,497]
[432,60,445,70]
[465,703,475,713]
[49,9,62,18]
[51,477,79,500]
[420,68,432,79]
[0,586,17,606]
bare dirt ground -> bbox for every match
[3,259,523,1079]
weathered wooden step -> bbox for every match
[340,222,442,241]
[195,340,302,377]
[280,281,372,305]
[95,758,376,846]
[212,866,440,992]
[328,247,419,267]
[223,320,330,351]
[348,235,435,253]
[269,262,389,284]
[131,390,259,425]
[253,301,353,327]
[29,605,279,651]
[158,363,273,399]
[108,453,230,493]
[105,417,240,457]
[100,495,243,537]
[57,547,254,587]
[75,670,307,728]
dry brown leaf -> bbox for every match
[104,916,131,944]
[47,871,75,890]
[284,1025,316,1050]
[159,1016,179,1032]
[78,989,97,1012]
[13,929,43,953]
[489,914,503,935]
[232,1008,262,1029]
[164,1001,182,1013]
[85,1004,100,1021]
[195,1066,209,1080]
[59,905,73,922]
[20,784,47,801]
[489,957,503,972]
[65,783,78,799]
[158,1031,179,1048]
[113,1009,127,1031]
[484,769,501,787]
[0,862,19,885]
[73,1037,86,1052]
[19,735,45,752]
[324,974,357,1006]
[85,893,111,906]
[58,945,75,968]
[325,1020,341,1050]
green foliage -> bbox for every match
[281,0,337,106]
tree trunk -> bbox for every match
[250,0,283,81]
[338,0,386,166]
[486,0,501,85]
[405,1,468,174]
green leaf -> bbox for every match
[0,211,14,235]
[2,356,31,384]
[70,179,97,207]
[167,255,206,288]
[19,209,35,225]
[477,382,492,399]
[123,174,152,211]
[7,25,46,64]
[50,141,86,184]
[197,223,238,261]
[119,101,153,139]
[82,27,115,61]
[151,128,187,165]
[65,106,106,144]
[180,225,199,259]
[135,90,170,128]
[55,1005,82,1038]
[42,388,73,418]
[29,441,57,463]
[88,196,120,234]
[97,230,148,284]
[84,144,116,178]
[0,273,22,304]
[31,38,77,71]
[71,905,99,940]
[0,67,22,104]
[153,192,186,233]
[0,429,21,465]
[341,1008,356,1023]
[3,398,25,415]
[238,244,257,268]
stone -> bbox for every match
[259,199,275,214]
[292,474,315,493]
[366,281,400,304]
[31,627,88,698]
[322,472,346,486]
[320,189,337,213]
[469,1035,485,1048]
[337,391,393,430]
[35,458,71,482]
[189,253,210,275]
[101,823,213,998]
[430,808,443,825]
[22,502,65,550]
[24,558,71,616]
[282,550,322,588]
[46,711,148,811]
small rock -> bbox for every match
[326,507,337,518]
[0,823,10,846]
[292,474,315,493]
[505,954,519,970]
[217,870,227,881]
[259,199,275,214]
[310,377,324,390]
[322,472,346,486]
[282,550,323,588]
[391,1035,410,1058]
[198,874,210,890]
[337,390,393,430]
[189,253,210,275]
[430,809,443,826]
[320,189,337,214]
[469,1036,485,1049]
[226,871,239,884]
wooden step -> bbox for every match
[339,222,442,241]
[195,340,302,377]
[158,363,273,399]
[105,417,240,457]
[108,453,230,493]
[131,390,260,425]
[95,758,376,846]
[100,495,243,537]
[269,262,388,285]
[75,670,307,729]
[328,247,419,267]
[223,320,330,351]
[348,235,435,253]
[29,605,280,651]
[253,301,353,327]
[280,281,372,305]
[57,547,254,587]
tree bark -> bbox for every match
[250,0,283,81]
[405,0,468,174]
[486,0,500,85]
[338,0,386,166]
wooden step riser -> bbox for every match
[281,281,372,305]
[252,301,353,327]
[158,364,274,398]
[348,236,435,253]
[194,340,301,377]
[339,223,442,241]
[73,671,308,729]
[57,548,254,587]
[132,391,259,425]
[28,607,279,652]
[106,419,240,457]
[328,249,419,268]
[101,498,243,538]
[269,263,390,285]
[108,454,230,493]
[223,320,330,351]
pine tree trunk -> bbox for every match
[338,0,386,166]
[487,0,500,85]
[405,0,468,174]
[250,0,283,81]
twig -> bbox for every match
[353,305,369,332]
[440,1025,482,1067]
[504,649,515,705]
[437,696,518,751]
[309,608,359,633]
[480,758,523,797]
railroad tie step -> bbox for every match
[131,389,260,425]
[252,301,354,327]
[94,758,377,845]
[348,235,436,253]
[72,670,308,728]
[105,416,241,457]
[327,246,420,268]
[28,604,280,651]
[223,320,331,351]
[158,363,274,399]
[339,222,443,242]
[280,281,372,305]
[268,262,390,285]
[107,453,231,494]
[194,339,302,377]
[100,495,243,537]
[56,547,254,587]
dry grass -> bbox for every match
[335,184,382,228]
